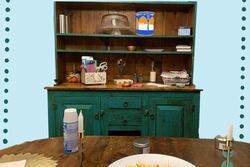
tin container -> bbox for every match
[133,138,150,154]
[178,26,191,36]
[215,135,233,151]
[136,11,155,36]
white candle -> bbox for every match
[78,110,84,134]
[227,124,233,140]
[150,71,156,82]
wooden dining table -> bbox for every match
[0,136,249,167]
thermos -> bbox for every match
[59,14,65,33]
[59,14,69,33]
[63,108,78,153]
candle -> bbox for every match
[227,124,233,140]
[78,110,84,134]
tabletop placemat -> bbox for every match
[0,153,58,167]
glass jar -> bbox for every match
[137,73,143,83]
[133,138,150,154]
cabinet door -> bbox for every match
[155,105,184,137]
[50,96,101,137]
[148,95,198,137]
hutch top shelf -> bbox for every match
[55,1,196,35]
[51,1,198,90]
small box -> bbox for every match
[178,26,191,36]
[81,69,106,85]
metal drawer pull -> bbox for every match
[123,101,128,107]
[149,113,155,120]
[95,113,100,120]
[100,110,105,117]
[144,109,149,117]
[122,119,128,125]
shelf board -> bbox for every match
[57,49,193,55]
[56,33,193,39]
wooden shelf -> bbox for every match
[55,1,196,83]
[56,33,193,39]
[45,83,202,92]
[57,49,193,55]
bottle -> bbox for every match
[59,14,65,33]
[63,108,78,154]
[150,71,156,82]
[133,73,138,83]
[150,61,156,82]
[138,73,143,83]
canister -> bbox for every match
[63,108,78,154]
[178,26,191,36]
[133,138,150,154]
[215,135,233,151]
[136,11,155,35]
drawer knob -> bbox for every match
[123,101,128,107]
[144,109,149,116]
[95,113,100,120]
[122,119,128,126]
[149,113,155,120]
[100,110,105,117]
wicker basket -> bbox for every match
[81,69,106,85]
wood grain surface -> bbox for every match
[0,137,249,167]
[45,83,202,92]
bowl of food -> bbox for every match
[109,154,195,167]
[127,46,136,51]
[114,79,133,86]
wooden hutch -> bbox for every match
[45,1,202,138]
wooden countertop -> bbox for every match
[0,137,249,167]
[45,83,202,92]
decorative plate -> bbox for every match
[109,154,195,167]
[144,49,164,52]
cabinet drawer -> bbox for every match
[108,97,142,109]
[108,111,143,126]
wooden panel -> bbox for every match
[188,6,195,29]
[45,83,202,92]
[62,37,105,50]
[122,10,136,33]
[53,96,101,136]
[56,53,66,82]
[107,110,143,126]
[156,105,184,137]
[57,53,192,83]
[80,10,108,34]
[164,11,176,35]
[162,55,191,71]
[56,2,195,11]
[58,37,192,51]
[153,10,163,35]
[56,2,195,35]
[70,10,81,33]
[2,137,250,166]
[54,2,197,85]
[108,97,142,109]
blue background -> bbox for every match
[0,0,249,149]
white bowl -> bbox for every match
[109,154,195,167]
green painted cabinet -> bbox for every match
[47,2,201,138]
[147,93,200,137]
[47,91,200,138]
[48,92,102,137]
[155,105,184,137]
[102,93,148,136]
